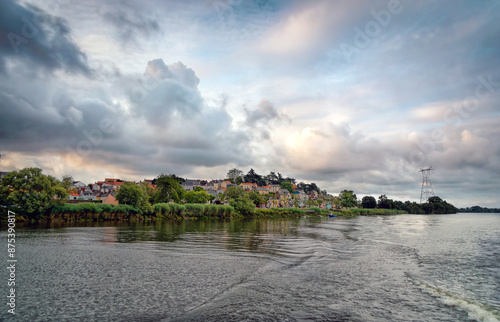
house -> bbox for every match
[181,179,202,191]
[267,198,280,208]
[69,190,97,201]
[103,194,119,206]
[269,184,280,193]
[220,180,232,189]
[256,186,270,195]
[240,182,257,191]
[68,192,80,200]
[96,192,116,202]
[276,189,292,207]
[72,181,87,189]
[309,190,319,199]
[206,181,215,190]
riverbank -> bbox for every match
[2,202,408,224]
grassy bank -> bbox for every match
[49,203,236,222]
[38,203,408,223]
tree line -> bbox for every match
[458,206,500,213]
[226,168,325,195]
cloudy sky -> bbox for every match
[1,0,499,207]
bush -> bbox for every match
[49,203,143,221]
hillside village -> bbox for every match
[67,176,337,209]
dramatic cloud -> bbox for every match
[0,0,91,75]
[0,0,499,207]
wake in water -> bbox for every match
[405,272,500,322]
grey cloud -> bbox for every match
[0,55,251,177]
[131,59,202,126]
[100,0,161,45]
[245,99,287,125]
[0,0,91,75]
[145,59,200,90]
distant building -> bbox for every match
[103,194,119,206]
[269,184,280,193]
[240,183,257,191]
[256,186,270,195]
[72,181,86,189]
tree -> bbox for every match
[223,186,246,201]
[422,196,457,214]
[339,190,357,208]
[248,190,264,207]
[227,168,243,181]
[184,190,212,204]
[154,174,185,203]
[138,181,155,204]
[361,196,377,209]
[61,175,74,191]
[116,182,145,207]
[428,196,443,203]
[244,168,265,186]
[266,172,278,184]
[228,194,255,215]
[0,168,68,219]
[377,194,394,209]
[280,181,294,194]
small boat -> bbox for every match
[328,213,337,218]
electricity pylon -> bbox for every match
[419,166,435,204]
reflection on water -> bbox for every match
[1,214,499,321]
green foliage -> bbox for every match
[458,206,500,213]
[50,203,143,221]
[153,203,234,219]
[61,175,74,191]
[138,181,155,204]
[350,208,407,216]
[227,168,243,181]
[228,194,255,216]
[361,196,377,209]
[421,196,457,214]
[154,174,184,203]
[223,186,246,201]
[371,195,456,214]
[184,190,212,204]
[339,190,357,208]
[243,168,266,186]
[115,182,153,214]
[377,194,394,209]
[280,181,294,194]
[248,190,264,207]
[297,182,320,194]
[0,168,68,219]
[154,203,185,218]
[116,182,144,207]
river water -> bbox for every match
[1,213,499,321]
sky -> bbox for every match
[0,0,499,207]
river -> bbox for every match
[1,213,499,321]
